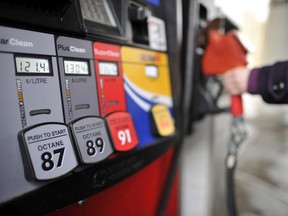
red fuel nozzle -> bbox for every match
[201,29,248,117]
[231,95,243,117]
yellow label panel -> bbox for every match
[151,104,175,136]
[121,46,168,65]
[123,63,172,96]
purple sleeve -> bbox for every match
[247,61,288,104]
[247,68,260,94]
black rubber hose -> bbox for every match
[226,155,238,216]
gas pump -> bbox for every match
[0,0,183,215]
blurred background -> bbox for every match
[180,0,288,215]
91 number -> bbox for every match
[86,138,104,156]
[41,147,65,171]
[118,129,132,145]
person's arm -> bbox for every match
[248,61,288,103]
[223,61,288,104]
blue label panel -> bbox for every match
[147,0,160,6]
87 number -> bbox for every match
[41,147,65,171]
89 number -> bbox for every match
[86,138,104,156]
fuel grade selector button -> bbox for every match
[18,123,78,181]
[106,112,138,151]
[150,104,175,137]
[70,116,113,164]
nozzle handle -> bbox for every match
[231,95,243,116]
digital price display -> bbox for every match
[99,61,118,76]
[15,57,50,74]
[64,60,89,75]
[79,0,116,27]
[145,65,159,78]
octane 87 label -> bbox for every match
[21,123,78,180]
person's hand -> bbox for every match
[222,66,251,95]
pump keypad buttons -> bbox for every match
[106,112,138,151]
[70,116,113,163]
[19,123,78,181]
[150,104,175,137]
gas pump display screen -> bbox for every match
[145,65,159,78]
[64,60,89,75]
[79,0,116,27]
[15,56,50,74]
[99,61,118,76]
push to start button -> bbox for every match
[18,123,78,181]
[150,104,175,137]
[70,116,113,164]
[106,112,138,151]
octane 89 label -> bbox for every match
[106,112,138,151]
[21,123,78,180]
[70,117,113,164]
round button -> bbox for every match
[272,81,285,94]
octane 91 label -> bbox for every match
[70,117,113,164]
[106,112,138,151]
[20,123,78,180]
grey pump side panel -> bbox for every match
[56,36,100,122]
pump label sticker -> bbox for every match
[148,16,167,51]
[22,123,78,180]
[16,79,27,128]
[65,79,73,121]
[70,117,113,163]
[106,112,138,151]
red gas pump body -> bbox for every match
[94,42,127,116]
[46,147,179,216]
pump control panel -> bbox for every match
[122,46,175,148]
[0,0,180,215]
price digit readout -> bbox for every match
[99,61,118,76]
[15,57,50,74]
[64,60,89,75]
